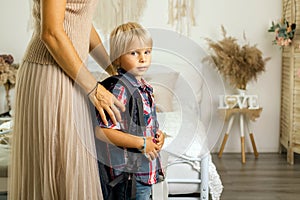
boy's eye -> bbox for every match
[145,50,151,55]
[130,51,138,56]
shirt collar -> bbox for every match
[117,68,153,93]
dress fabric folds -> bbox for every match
[8,62,103,200]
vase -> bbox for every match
[237,88,246,97]
[236,88,247,108]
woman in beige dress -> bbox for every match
[8,0,160,199]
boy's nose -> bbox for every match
[139,55,146,63]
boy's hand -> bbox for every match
[155,130,165,150]
[143,137,160,161]
[146,150,159,161]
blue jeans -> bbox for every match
[135,181,152,200]
[98,161,152,200]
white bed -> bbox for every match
[151,111,223,200]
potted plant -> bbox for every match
[268,18,296,47]
[203,26,270,91]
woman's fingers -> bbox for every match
[93,84,125,125]
[111,102,122,123]
[97,107,108,126]
[114,96,126,112]
[103,104,118,125]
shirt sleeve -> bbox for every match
[96,83,127,129]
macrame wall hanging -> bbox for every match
[93,0,147,35]
[168,0,196,36]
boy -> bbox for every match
[95,22,165,200]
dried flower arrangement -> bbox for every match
[0,55,19,112]
[203,26,271,90]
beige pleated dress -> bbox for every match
[8,0,103,199]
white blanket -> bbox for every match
[0,120,12,170]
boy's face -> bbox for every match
[118,47,152,80]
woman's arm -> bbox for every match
[89,26,117,75]
[40,0,91,90]
[40,0,124,124]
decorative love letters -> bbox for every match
[218,94,259,109]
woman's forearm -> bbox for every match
[40,0,96,93]
[89,26,110,66]
[89,25,116,75]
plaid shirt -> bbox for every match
[96,69,164,185]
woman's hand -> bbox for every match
[89,83,125,125]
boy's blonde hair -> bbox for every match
[109,22,153,71]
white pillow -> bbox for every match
[144,71,179,112]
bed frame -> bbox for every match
[152,153,209,200]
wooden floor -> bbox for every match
[1,153,300,200]
[211,152,300,200]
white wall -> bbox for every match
[0,0,282,153]
[140,0,282,153]
[0,1,32,61]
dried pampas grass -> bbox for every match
[204,26,271,90]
